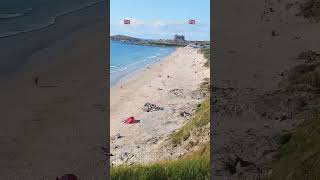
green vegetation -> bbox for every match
[287,63,320,88]
[110,35,187,47]
[271,116,320,179]
[111,145,210,180]
[171,98,210,146]
[199,78,210,92]
[199,47,210,67]
[147,41,186,47]
[110,35,142,42]
[297,0,320,19]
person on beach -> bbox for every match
[34,75,39,87]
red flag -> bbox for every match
[188,19,195,24]
[123,19,130,24]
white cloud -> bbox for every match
[118,18,194,27]
[112,18,210,41]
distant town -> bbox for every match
[110,34,210,48]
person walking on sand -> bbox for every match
[34,75,39,87]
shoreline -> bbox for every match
[0,0,104,39]
[110,48,176,87]
[0,1,106,76]
[110,47,209,165]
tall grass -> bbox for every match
[287,63,320,88]
[170,98,210,146]
[199,47,210,67]
[111,145,210,180]
[271,116,320,179]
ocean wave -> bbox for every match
[127,59,147,67]
[0,0,104,39]
[0,13,24,19]
[0,8,32,19]
[110,66,128,74]
[110,64,121,68]
[148,55,157,59]
[110,59,149,74]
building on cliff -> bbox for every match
[174,34,185,43]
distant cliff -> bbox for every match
[110,35,209,47]
[110,35,142,42]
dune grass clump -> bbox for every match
[111,145,210,180]
[297,0,320,19]
[199,47,210,67]
[199,78,210,92]
[297,50,320,63]
[271,116,320,179]
[287,63,320,88]
[170,98,210,146]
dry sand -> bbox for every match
[110,47,209,165]
[0,3,107,179]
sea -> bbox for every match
[0,0,104,75]
[110,40,175,86]
[0,0,103,38]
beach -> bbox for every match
[110,46,210,165]
[212,0,320,178]
[0,2,107,179]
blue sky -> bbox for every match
[110,0,210,41]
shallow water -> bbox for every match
[0,0,103,38]
[110,40,175,86]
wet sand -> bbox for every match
[0,2,107,179]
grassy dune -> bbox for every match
[171,98,210,146]
[271,116,320,179]
[111,145,210,180]
[271,61,320,179]
[199,47,210,67]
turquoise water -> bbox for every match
[110,40,175,86]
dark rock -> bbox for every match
[279,115,288,121]
[180,111,191,117]
[235,155,256,167]
[272,30,279,37]
[143,102,164,112]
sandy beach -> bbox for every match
[110,47,209,165]
[0,2,107,179]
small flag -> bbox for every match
[188,19,196,24]
[123,19,130,24]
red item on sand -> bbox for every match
[124,117,135,124]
